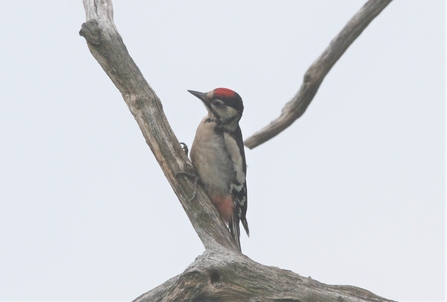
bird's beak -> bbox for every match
[187,90,207,102]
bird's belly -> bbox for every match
[191,136,234,194]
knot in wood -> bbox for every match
[79,19,102,45]
[209,270,221,284]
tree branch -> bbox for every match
[79,0,238,252]
[134,251,394,302]
[80,1,395,301]
[244,0,392,149]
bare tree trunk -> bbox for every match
[134,250,393,302]
[79,0,394,301]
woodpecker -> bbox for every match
[188,88,249,251]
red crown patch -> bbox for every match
[213,88,236,99]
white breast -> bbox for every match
[190,118,235,195]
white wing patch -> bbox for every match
[223,132,245,184]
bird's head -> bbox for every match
[188,88,244,130]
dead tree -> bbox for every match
[79,0,394,301]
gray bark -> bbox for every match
[79,0,238,253]
[134,251,393,302]
[244,0,393,149]
[79,1,394,301]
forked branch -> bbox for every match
[79,1,394,301]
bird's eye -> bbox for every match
[211,99,225,107]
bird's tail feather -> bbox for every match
[241,218,249,237]
[229,215,241,252]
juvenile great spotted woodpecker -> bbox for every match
[188,88,249,251]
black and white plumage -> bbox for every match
[188,88,249,251]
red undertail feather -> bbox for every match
[210,195,234,225]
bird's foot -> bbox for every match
[180,142,189,157]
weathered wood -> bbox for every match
[80,1,394,301]
[79,0,238,252]
[244,0,393,149]
[134,251,393,302]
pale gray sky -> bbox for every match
[0,1,445,301]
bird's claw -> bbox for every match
[180,142,189,157]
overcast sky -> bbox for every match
[0,1,445,301]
